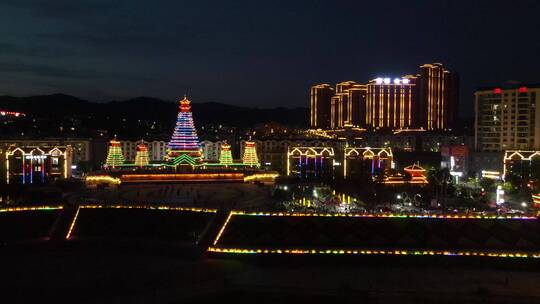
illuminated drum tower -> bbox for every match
[165,95,202,167]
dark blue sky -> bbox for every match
[0,0,539,116]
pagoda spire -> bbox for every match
[134,141,149,167]
[219,140,233,166]
[166,95,202,164]
[242,139,260,167]
[105,137,125,168]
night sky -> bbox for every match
[0,0,539,117]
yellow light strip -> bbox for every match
[78,204,217,213]
[5,152,9,184]
[228,210,535,220]
[65,206,80,239]
[85,175,122,185]
[243,173,279,182]
[0,206,63,212]
[213,211,234,246]
[64,205,218,240]
[207,247,540,259]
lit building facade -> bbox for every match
[121,140,168,161]
[475,85,540,152]
[242,138,338,174]
[330,81,367,129]
[3,145,72,184]
[310,62,458,131]
[366,76,417,129]
[344,147,393,178]
[200,140,225,161]
[287,147,335,179]
[0,138,90,165]
[503,150,540,181]
[441,145,469,178]
[417,63,459,130]
[310,84,334,129]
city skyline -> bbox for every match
[2,2,540,302]
[0,0,539,117]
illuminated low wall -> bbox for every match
[208,211,540,259]
[120,173,245,183]
[66,205,217,241]
[0,206,63,241]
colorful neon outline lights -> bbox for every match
[218,142,233,166]
[120,173,245,182]
[226,211,536,220]
[167,95,202,157]
[105,139,125,168]
[65,205,217,240]
[207,247,540,258]
[134,142,150,167]
[0,206,63,213]
[77,204,217,213]
[242,140,260,167]
[208,211,540,258]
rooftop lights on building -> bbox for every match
[374,77,411,85]
[494,88,502,94]
[519,86,528,93]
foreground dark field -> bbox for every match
[2,243,540,304]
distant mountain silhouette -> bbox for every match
[0,94,308,128]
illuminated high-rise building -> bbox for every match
[347,84,368,127]
[310,84,334,129]
[417,63,459,130]
[475,85,540,151]
[330,81,367,128]
[366,76,417,129]
[311,62,459,131]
